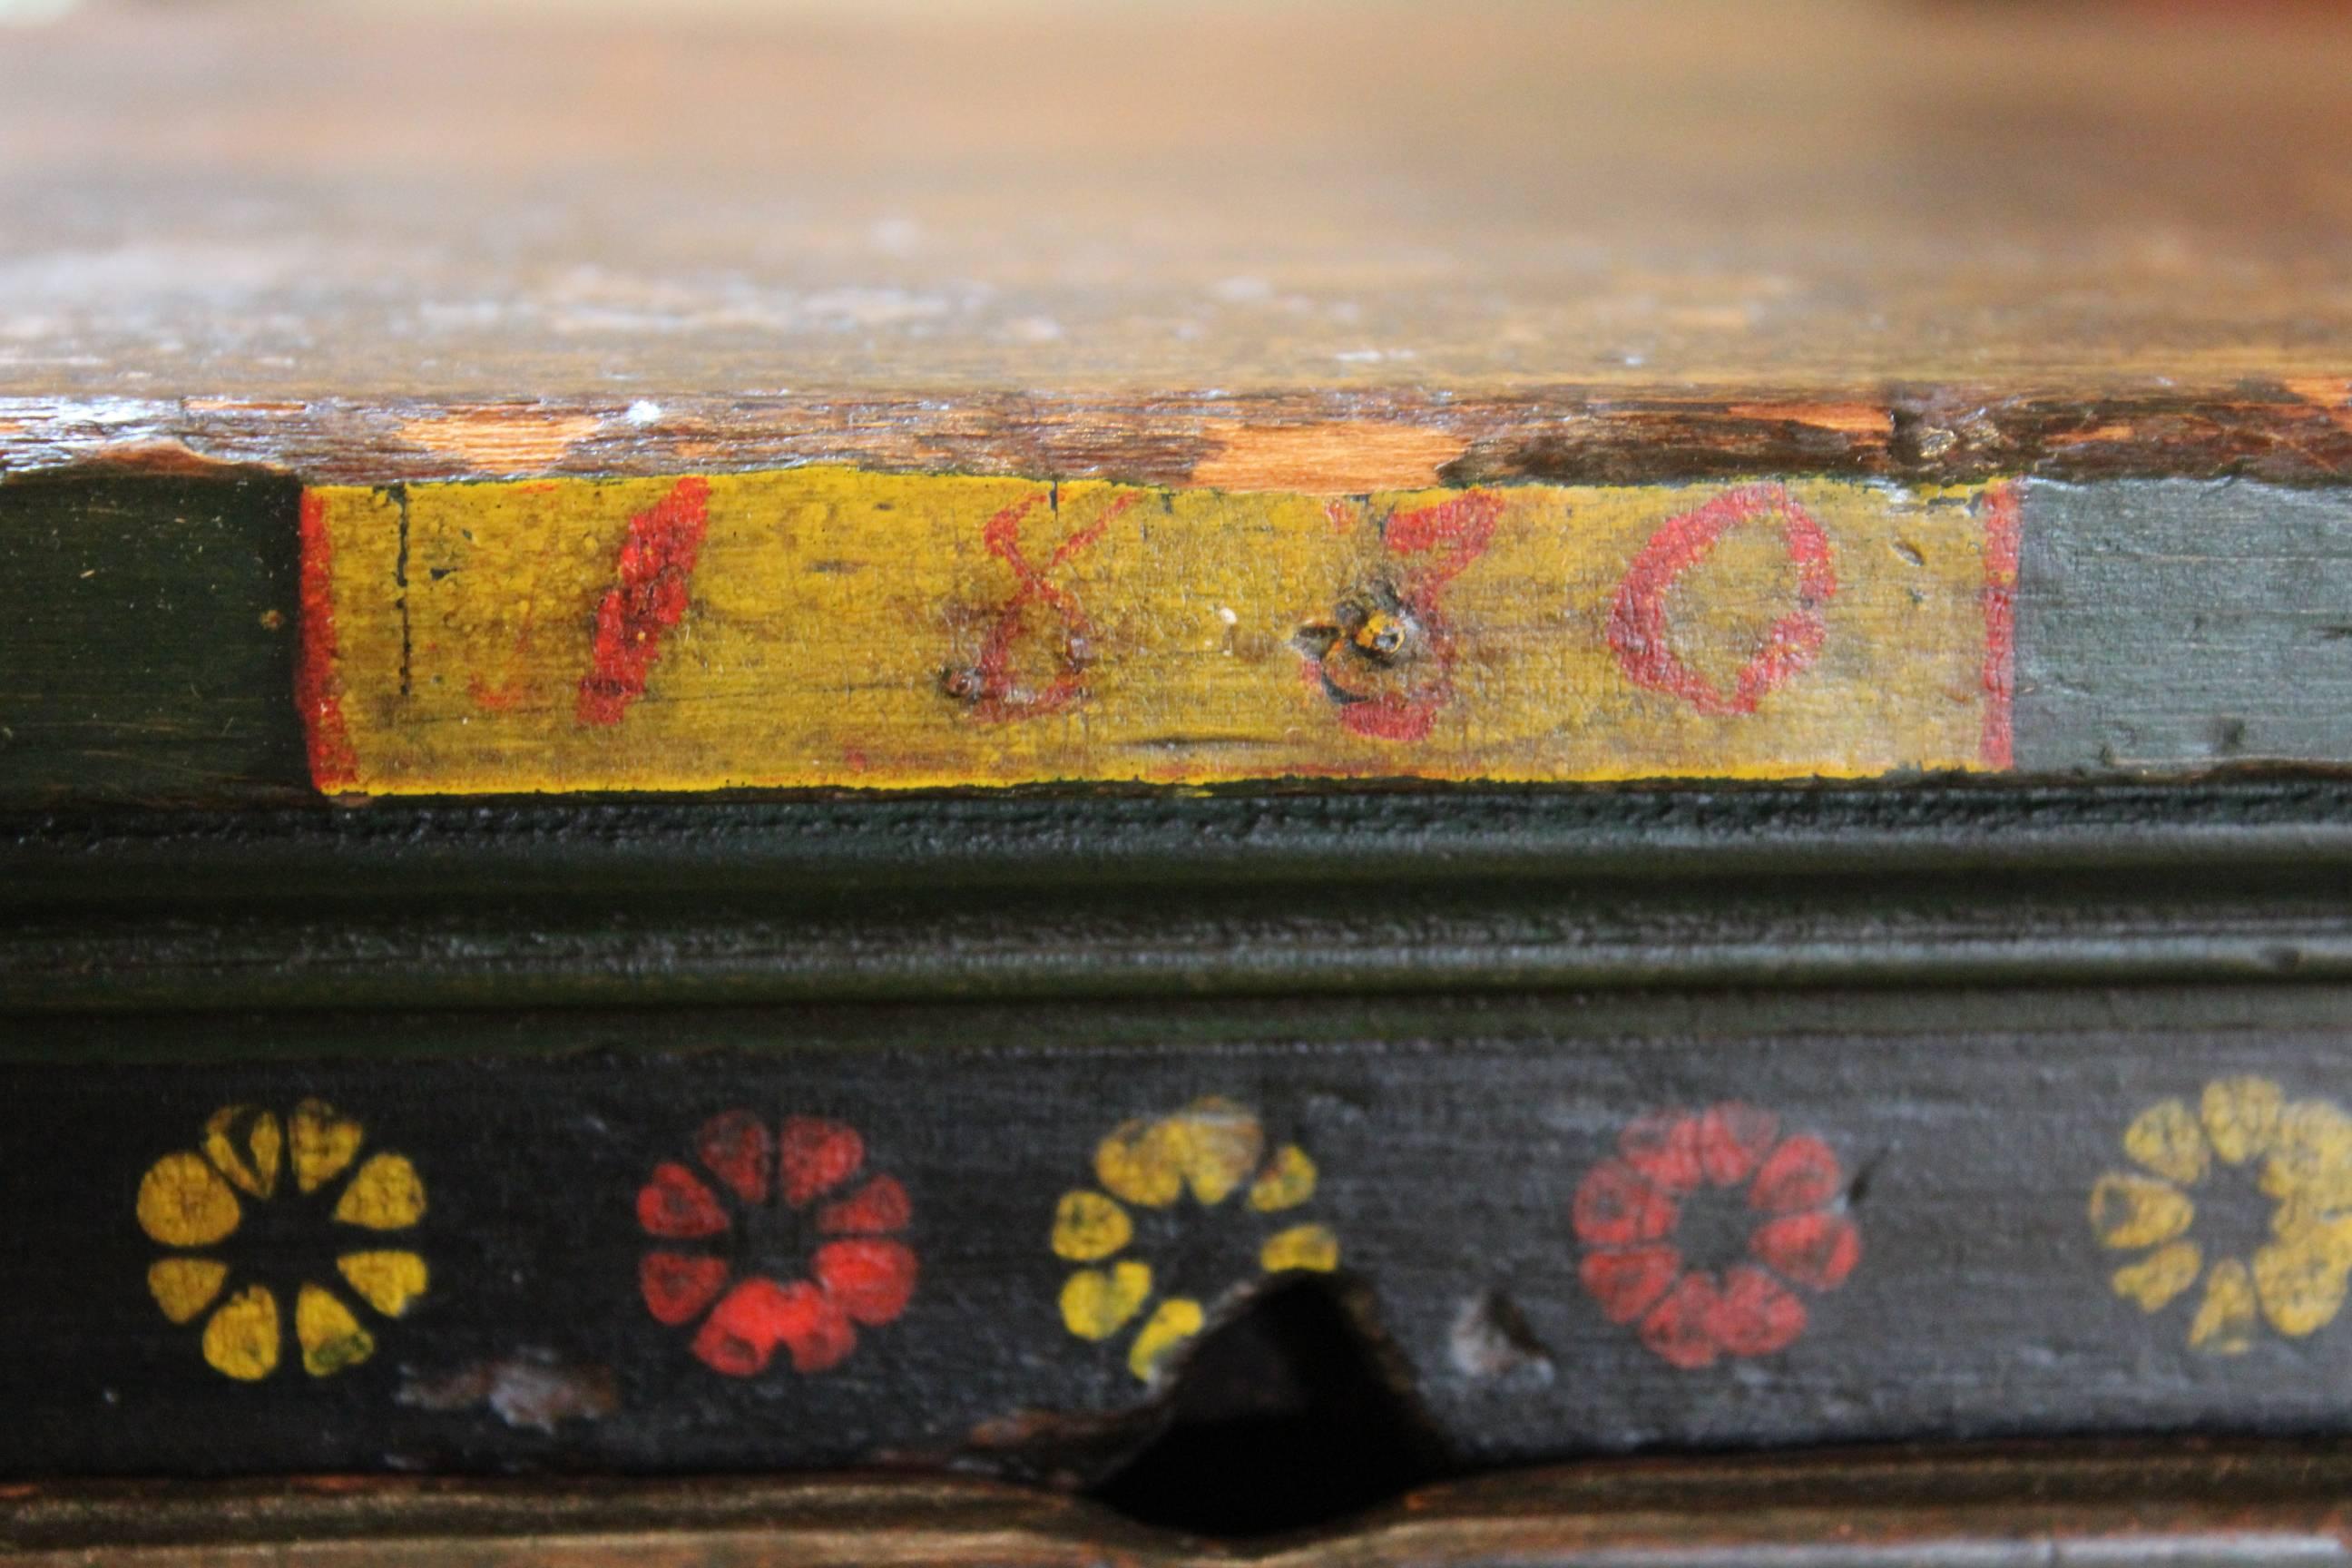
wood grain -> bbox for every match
[9,1444,2352,1566]
[2,1,2350,397]
[16,388,2352,492]
[3,5,2352,482]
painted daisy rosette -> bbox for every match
[136,1100,427,1380]
[1052,1095,1338,1381]
[1573,1102,1860,1369]
[2092,1075,2352,1354]
[637,1111,917,1377]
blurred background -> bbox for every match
[2,0,2347,397]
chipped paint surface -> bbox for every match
[302,469,2004,794]
[1188,422,1473,493]
[394,407,604,474]
[397,1351,619,1434]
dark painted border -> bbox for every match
[12,1003,2352,1475]
[7,783,2352,1011]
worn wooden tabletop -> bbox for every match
[3,0,2351,483]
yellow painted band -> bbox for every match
[302,470,2004,794]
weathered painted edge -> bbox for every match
[8,1444,2352,1564]
[294,470,2352,796]
[13,474,2352,804]
[9,383,2352,488]
[300,472,2008,794]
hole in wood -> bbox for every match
[1085,1277,1451,1539]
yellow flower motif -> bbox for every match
[136,1099,429,1380]
[1052,1096,1339,1381]
[2092,1076,2352,1355]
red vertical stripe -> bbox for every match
[576,477,712,727]
[296,490,360,793]
[1978,482,2022,770]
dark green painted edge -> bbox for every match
[5,782,2352,1013]
[14,780,2352,899]
[1,981,2346,1066]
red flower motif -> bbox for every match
[1573,1103,1859,1369]
[637,1112,917,1377]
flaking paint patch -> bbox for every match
[66,440,244,476]
[396,407,603,473]
[398,1351,619,1434]
[1724,402,1890,437]
[1190,423,1472,494]
[2285,377,2352,437]
[181,398,309,415]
